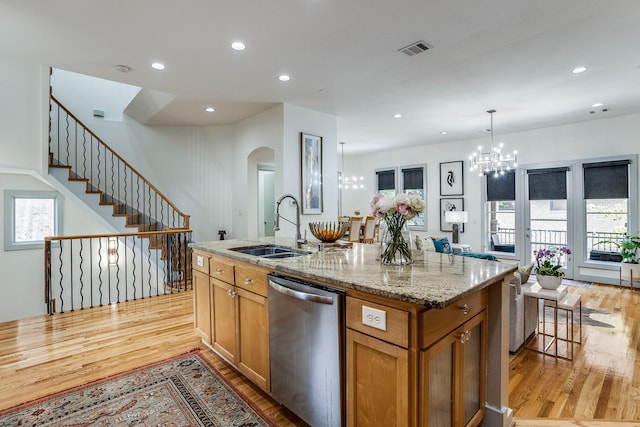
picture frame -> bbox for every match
[440,160,464,196]
[440,198,465,232]
[300,132,323,214]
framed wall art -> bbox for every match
[440,198,464,232]
[300,132,323,214]
[440,160,464,196]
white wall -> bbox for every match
[0,172,111,321]
[341,113,640,281]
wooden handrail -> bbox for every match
[50,95,190,229]
[45,228,192,242]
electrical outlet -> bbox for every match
[362,305,386,331]
[196,256,204,267]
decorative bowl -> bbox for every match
[309,221,349,243]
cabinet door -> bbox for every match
[211,277,237,364]
[193,270,211,344]
[346,329,409,427]
[236,287,270,391]
[420,311,486,427]
[461,312,486,427]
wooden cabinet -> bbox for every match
[420,298,487,427]
[346,289,488,427]
[346,328,409,427]
[192,252,270,392]
[192,251,211,343]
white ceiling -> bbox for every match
[2,0,639,154]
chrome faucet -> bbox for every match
[275,194,306,248]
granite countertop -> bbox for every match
[190,238,517,309]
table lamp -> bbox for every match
[445,210,468,244]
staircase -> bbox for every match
[45,95,192,313]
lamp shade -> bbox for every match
[445,210,468,224]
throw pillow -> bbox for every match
[415,235,436,252]
[518,262,534,283]
[432,237,453,254]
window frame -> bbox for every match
[4,190,63,251]
[399,164,427,231]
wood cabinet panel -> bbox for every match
[209,256,235,285]
[236,287,270,391]
[346,328,409,427]
[211,277,236,364]
[346,296,409,348]
[420,310,487,427]
[193,270,212,344]
[235,263,269,297]
[419,289,487,349]
[192,251,210,275]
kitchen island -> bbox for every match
[190,239,516,427]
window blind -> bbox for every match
[486,170,515,201]
[583,160,630,199]
[402,167,423,190]
[527,167,569,200]
[376,169,395,191]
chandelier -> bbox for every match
[338,142,364,190]
[469,109,517,177]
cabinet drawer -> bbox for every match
[192,251,210,275]
[346,297,409,348]
[419,288,487,349]
[235,263,269,297]
[209,256,235,285]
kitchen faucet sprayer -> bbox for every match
[275,194,307,248]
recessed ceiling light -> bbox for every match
[572,66,587,74]
[440,131,448,135]
[151,62,165,70]
[205,107,215,113]
[115,64,131,73]
[394,114,402,118]
[278,74,290,82]
[231,42,245,51]
[591,102,603,108]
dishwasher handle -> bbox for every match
[268,280,334,305]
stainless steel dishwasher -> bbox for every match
[267,273,345,427]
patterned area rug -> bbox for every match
[0,350,274,427]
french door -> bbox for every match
[524,167,573,278]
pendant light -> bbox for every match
[469,110,518,177]
[338,142,364,190]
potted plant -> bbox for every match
[533,246,572,289]
[616,235,640,281]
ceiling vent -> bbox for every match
[398,40,431,56]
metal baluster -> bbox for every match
[131,235,137,300]
[115,237,120,303]
[98,238,104,306]
[79,239,84,310]
[90,239,94,308]
[58,242,64,313]
[69,240,74,311]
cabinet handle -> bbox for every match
[459,330,470,344]
[215,268,223,275]
[460,304,470,315]
[243,277,253,285]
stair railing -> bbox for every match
[44,229,192,314]
[49,95,190,231]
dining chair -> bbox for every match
[360,216,377,243]
[347,216,363,242]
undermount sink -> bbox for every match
[230,245,310,259]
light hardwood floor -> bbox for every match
[0,283,638,425]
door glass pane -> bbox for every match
[488,201,515,253]
[430,344,453,427]
[530,199,568,263]
[463,324,482,424]
[587,198,628,258]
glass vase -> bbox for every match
[380,213,413,265]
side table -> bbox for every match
[523,283,572,359]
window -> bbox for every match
[583,160,631,258]
[4,190,63,250]
[401,165,426,229]
[375,168,396,198]
[485,170,516,253]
